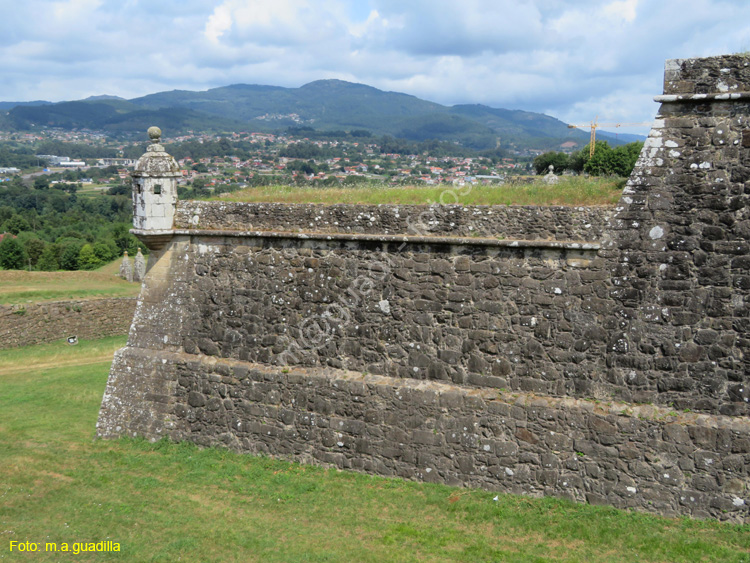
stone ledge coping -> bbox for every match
[124,346,749,431]
[130,171,183,178]
[0,296,138,310]
[654,91,750,103]
[132,228,601,251]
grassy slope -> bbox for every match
[220,177,624,207]
[0,261,140,305]
[0,338,747,562]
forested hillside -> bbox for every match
[2,79,600,150]
[0,175,143,272]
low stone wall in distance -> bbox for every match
[0,298,138,349]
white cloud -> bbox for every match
[205,3,234,43]
[360,0,545,56]
[204,0,350,47]
[602,0,639,24]
[0,0,749,130]
[52,0,103,21]
[348,10,384,39]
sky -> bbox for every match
[2,0,749,135]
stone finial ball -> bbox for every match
[147,126,162,141]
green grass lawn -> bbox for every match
[0,262,141,305]
[72,183,112,198]
[0,338,747,562]
[219,177,625,207]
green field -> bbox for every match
[0,262,140,305]
[75,183,113,197]
[0,338,747,562]
[219,177,625,206]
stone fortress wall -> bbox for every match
[97,55,750,521]
[0,298,137,350]
[175,200,612,240]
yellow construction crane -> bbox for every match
[567,118,652,157]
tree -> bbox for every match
[343,175,368,185]
[59,243,82,270]
[350,129,372,138]
[56,182,78,195]
[617,141,643,176]
[21,237,46,267]
[0,237,28,270]
[107,184,130,196]
[583,141,614,176]
[93,241,116,263]
[113,224,141,254]
[78,243,101,270]
[33,176,50,190]
[583,141,643,177]
[279,142,325,159]
[287,160,315,175]
[218,137,232,154]
[2,214,31,235]
[568,150,587,174]
[37,246,59,271]
[0,206,14,224]
[533,152,569,175]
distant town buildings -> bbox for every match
[98,158,136,167]
[2,126,541,189]
[36,155,86,167]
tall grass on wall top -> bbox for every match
[216,176,625,207]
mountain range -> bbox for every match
[0,80,644,151]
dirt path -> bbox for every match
[0,354,115,377]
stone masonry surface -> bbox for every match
[0,298,137,349]
[175,201,611,241]
[98,55,750,521]
[173,236,615,399]
[98,347,750,521]
[603,55,750,419]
